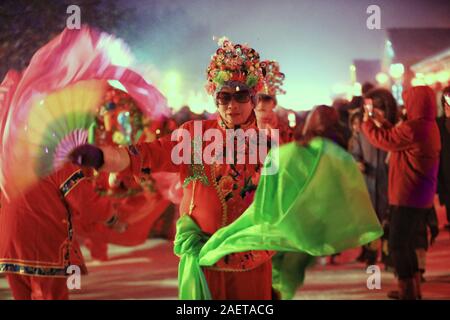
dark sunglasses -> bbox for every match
[257,94,275,103]
[216,90,251,105]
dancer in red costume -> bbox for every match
[0,164,121,300]
[70,37,277,299]
[0,26,170,299]
[73,87,181,260]
[72,87,170,260]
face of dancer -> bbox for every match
[255,95,276,125]
[216,86,254,127]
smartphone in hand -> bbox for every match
[444,94,450,106]
[364,98,374,117]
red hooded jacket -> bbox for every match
[362,86,440,208]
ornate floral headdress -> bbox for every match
[205,37,264,95]
[89,85,149,198]
[91,86,143,147]
[259,60,286,96]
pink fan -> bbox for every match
[1,26,169,200]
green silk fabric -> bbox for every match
[174,138,383,300]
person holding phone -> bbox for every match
[361,86,440,300]
[351,88,397,267]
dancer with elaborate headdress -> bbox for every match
[255,60,293,143]
[71,37,276,299]
[74,85,177,260]
[71,36,383,300]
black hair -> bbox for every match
[365,88,398,125]
[441,86,450,108]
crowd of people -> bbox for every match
[166,81,449,301]
[325,84,447,301]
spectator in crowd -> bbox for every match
[361,86,441,300]
[351,88,397,266]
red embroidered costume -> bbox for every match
[0,164,116,299]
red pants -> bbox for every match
[6,274,69,300]
[203,260,272,300]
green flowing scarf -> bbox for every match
[174,138,383,300]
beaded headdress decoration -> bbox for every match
[205,37,264,95]
[259,60,286,96]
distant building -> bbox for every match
[411,46,450,116]
[383,28,450,86]
[383,28,450,68]
[411,46,450,87]
[380,28,450,103]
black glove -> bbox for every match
[69,144,104,170]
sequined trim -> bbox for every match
[60,170,85,197]
[211,163,228,226]
[59,173,78,270]
[183,164,209,187]
[183,137,209,187]
[128,145,139,156]
[205,266,262,272]
[0,263,67,277]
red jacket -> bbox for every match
[362,86,440,208]
[125,118,274,271]
[0,164,114,277]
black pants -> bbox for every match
[388,206,428,280]
[439,193,450,223]
[445,199,450,224]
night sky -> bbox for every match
[121,0,449,112]
[9,0,449,112]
